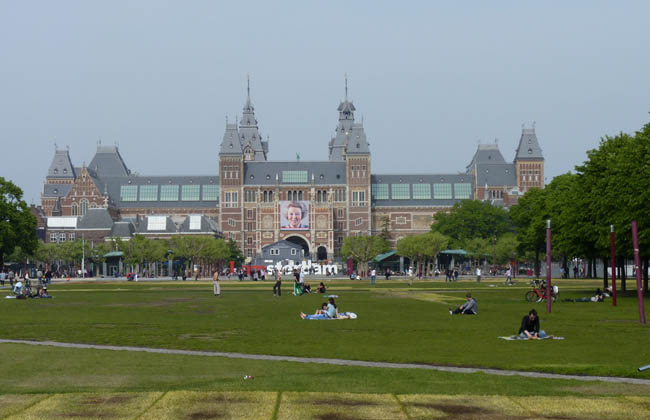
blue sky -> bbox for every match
[1,1,649,203]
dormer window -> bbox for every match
[63,168,67,174]
[528,148,533,154]
[53,169,58,174]
[356,143,360,148]
[244,147,254,161]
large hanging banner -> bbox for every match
[280,200,310,230]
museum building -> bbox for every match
[40,81,544,259]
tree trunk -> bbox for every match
[587,259,593,278]
[620,256,626,291]
[643,258,648,293]
[562,255,568,279]
[603,257,609,289]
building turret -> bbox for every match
[329,75,370,161]
[514,124,545,192]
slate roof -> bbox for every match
[474,163,517,187]
[219,123,243,155]
[261,240,303,251]
[88,146,130,178]
[47,149,76,179]
[77,208,114,230]
[243,161,347,185]
[371,173,475,207]
[101,175,219,208]
[179,215,219,234]
[329,99,369,160]
[42,184,72,198]
[515,127,544,161]
[111,221,135,238]
[466,144,506,173]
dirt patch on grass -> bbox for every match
[315,414,365,420]
[60,411,111,418]
[563,383,650,396]
[187,410,225,419]
[194,395,247,403]
[310,399,378,407]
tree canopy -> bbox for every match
[0,178,38,266]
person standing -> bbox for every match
[408,267,414,286]
[505,267,512,285]
[212,269,220,297]
[273,269,282,297]
[370,268,376,286]
[476,267,481,283]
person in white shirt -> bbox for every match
[476,267,481,283]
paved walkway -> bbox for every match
[2,338,649,386]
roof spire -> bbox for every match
[344,73,348,101]
[247,73,251,101]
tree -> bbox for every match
[419,232,449,275]
[341,235,389,277]
[0,178,38,266]
[226,239,244,266]
[378,215,392,243]
[509,188,549,276]
[396,235,421,272]
[495,233,519,265]
[464,237,489,268]
[431,199,511,248]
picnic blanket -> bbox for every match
[499,335,564,340]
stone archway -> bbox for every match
[285,235,310,258]
[317,246,328,261]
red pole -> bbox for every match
[610,225,617,306]
[546,219,552,314]
[631,221,646,324]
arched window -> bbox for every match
[71,203,78,216]
[80,199,89,216]
[244,147,253,161]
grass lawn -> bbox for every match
[1,278,650,418]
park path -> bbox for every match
[2,338,649,386]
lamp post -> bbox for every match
[610,225,617,307]
[546,219,552,314]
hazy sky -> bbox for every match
[2,1,649,204]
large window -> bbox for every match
[244,190,257,202]
[433,183,453,199]
[371,184,389,200]
[391,184,410,200]
[454,183,473,199]
[160,185,179,201]
[202,185,219,201]
[139,185,158,201]
[80,199,88,216]
[120,185,138,202]
[181,185,200,201]
[282,171,308,183]
[412,184,431,199]
[352,190,367,206]
[224,191,238,208]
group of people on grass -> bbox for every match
[449,293,547,339]
[300,297,354,319]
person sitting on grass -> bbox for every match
[301,297,339,319]
[317,282,327,293]
[449,293,478,315]
[302,282,312,294]
[519,309,546,339]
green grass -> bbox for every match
[1,278,650,398]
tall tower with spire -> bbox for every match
[238,74,268,161]
[328,75,372,235]
[514,124,544,192]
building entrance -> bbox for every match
[285,236,310,258]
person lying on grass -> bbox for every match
[449,293,478,315]
[301,297,339,319]
[563,288,605,303]
[519,309,546,339]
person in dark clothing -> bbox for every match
[518,309,546,339]
[273,270,282,297]
[316,282,327,293]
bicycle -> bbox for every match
[525,279,558,302]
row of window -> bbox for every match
[120,185,219,202]
[269,248,298,256]
[282,171,308,183]
[371,183,472,200]
[70,200,97,216]
[50,232,74,242]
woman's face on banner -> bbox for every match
[286,205,303,227]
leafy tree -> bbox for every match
[419,232,449,274]
[0,178,38,266]
[495,233,519,265]
[341,235,389,277]
[396,235,422,272]
[431,199,511,248]
[509,188,549,276]
[464,237,489,267]
[378,215,392,243]
[226,239,244,266]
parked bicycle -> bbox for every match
[525,279,558,302]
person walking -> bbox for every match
[476,267,481,283]
[505,267,513,285]
[212,269,220,297]
[370,268,376,286]
[273,269,282,297]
